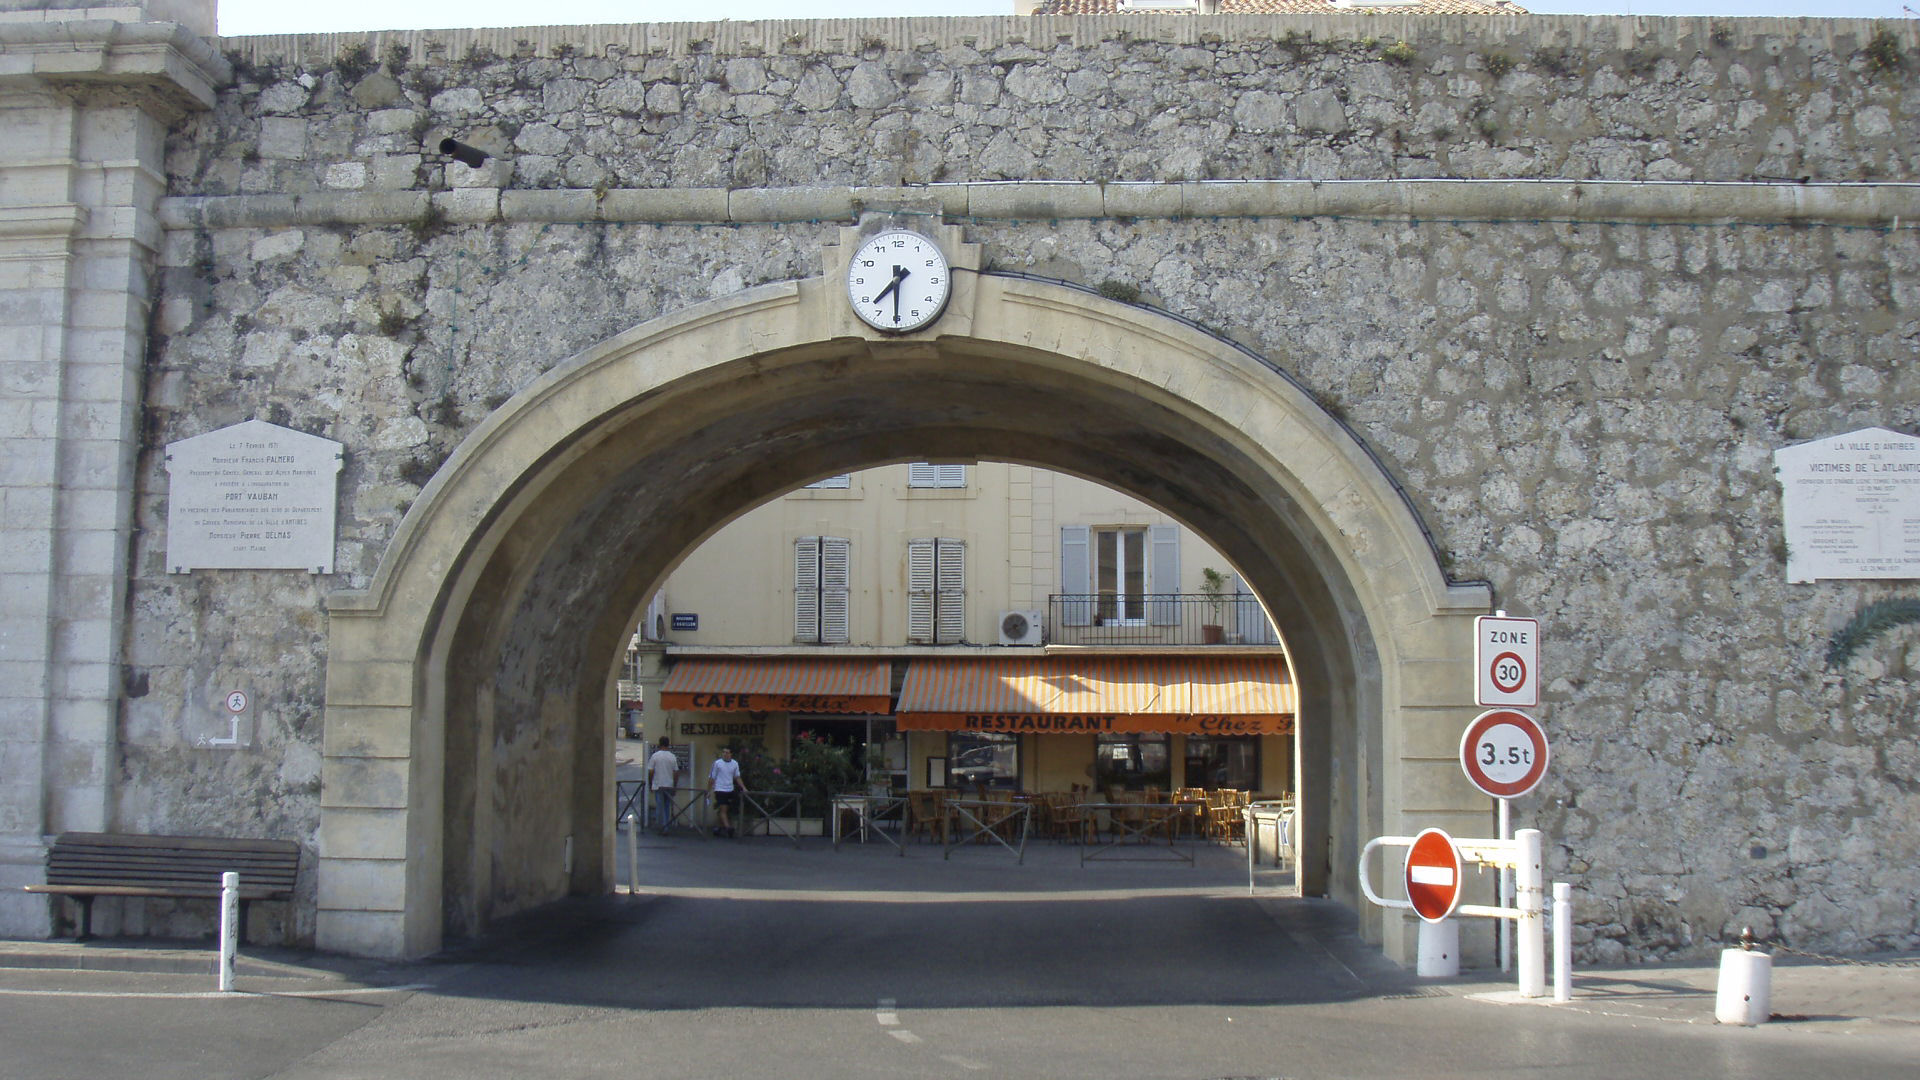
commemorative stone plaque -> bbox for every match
[166,419,344,573]
[1774,427,1920,583]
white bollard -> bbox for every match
[1416,918,1460,978]
[1552,882,1572,1002]
[625,813,639,896]
[1514,829,1546,998]
[1715,946,1772,1025]
[218,871,239,993]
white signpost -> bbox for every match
[1474,613,1538,708]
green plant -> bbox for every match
[1863,27,1904,75]
[766,730,860,816]
[1825,597,1920,668]
[334,42,375,82]
[1484,52,1515,79]
[1381,40,1417,67]
[1096,279,1141,305]
[1199,567,1231,623]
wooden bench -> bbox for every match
[22,833,300,943]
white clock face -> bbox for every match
[846,230,951,333]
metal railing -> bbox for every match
[1046,594,1279,646]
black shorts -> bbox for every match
[713,790,741,809]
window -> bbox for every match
[1094,527,1147,623]
[907,462,967,488]
[907,537,964,644]
[1184,735,1260,790]
[947,732,1019,790]
[1095,733,1171,792]
[805,474,851,489]
[794,536,850,644]
[1061,524,1179,627]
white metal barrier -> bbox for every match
[1360,828,1568,998]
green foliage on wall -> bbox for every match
[1825,596,1920,668]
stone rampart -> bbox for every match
[29,14,1920,957]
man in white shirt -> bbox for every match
[645,737,680,836]
[709,746,746,838]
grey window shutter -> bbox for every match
[1060,525,1092,626]
[937,463,966,488]
[795,537,820,641]
[906,538,935,644]
[936,538,965,643]
[821,537,851,644]
[1149,524,1180,626]
[908,462,935,488]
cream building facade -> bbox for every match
[632,462,1295,807]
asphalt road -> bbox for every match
[5,805,1915,1080]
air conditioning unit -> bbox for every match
[998,610,1045,646]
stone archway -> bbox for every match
[318,228,1491,961]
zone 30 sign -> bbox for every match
[1474,615,1539,707]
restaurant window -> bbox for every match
[794,536,850,644]
[907,462,967,488]
[947,731,1019,790]
[1094,732,1171,793]
[907,537,964,644]
[1183,735,1260,791]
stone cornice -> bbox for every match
[0,202,86,245]
[0,19,230,116]
[219,14,1915,67]
[157,179,1920,232]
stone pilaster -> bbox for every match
[0,2,225,938]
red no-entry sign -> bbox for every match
[1404,828,1463,923]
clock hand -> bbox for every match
[872,265,907,305]
[891,265,909,321]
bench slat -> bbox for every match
[26,884,288,899]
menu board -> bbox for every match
[1774,427,1920,583]
[166,419,343,573]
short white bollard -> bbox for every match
[1513,829,1546,998]
[625,813,639,896]
[1716,943,1772,1026]
[1552,882,1572,1002]
[1416,918,1460,977]
[218,871,239,993]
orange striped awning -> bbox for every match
[897,656,1294,735]
[659,659,892,714]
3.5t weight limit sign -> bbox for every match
[1459,709,1550,799]
[1475,615,1539,707]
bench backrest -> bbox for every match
[46,833,300,893]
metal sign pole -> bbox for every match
[1499,796,1512,973]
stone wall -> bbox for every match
[101,14,1920,956]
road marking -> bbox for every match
[888,1030,923,1044]
[875,997,900,1025]
[940,1054,989,1071]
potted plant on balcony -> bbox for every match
[1199,567,1230,644]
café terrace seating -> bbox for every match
[893,785,1265,846]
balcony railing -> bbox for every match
[1045,594,1280,647]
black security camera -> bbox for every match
[439,138,489,168]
